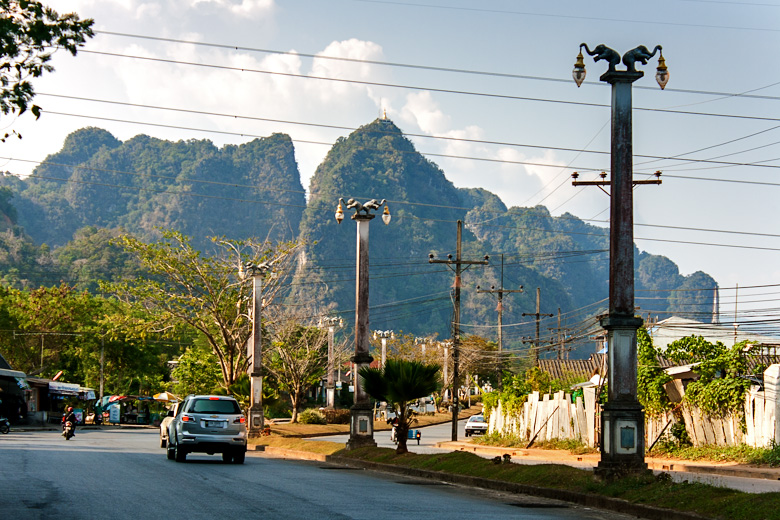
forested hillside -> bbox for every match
[0,120,717,357]
[0,127,306,250]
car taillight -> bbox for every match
[233,416,246,424]
[181,415,194,422]
[209,397,220,400]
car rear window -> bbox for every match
[190,399,241,414]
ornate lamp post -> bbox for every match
[335,197,391,449]
[572,43,668,476]
[245,261,270,437]
[319,316,343,409]
[372,330,394,368]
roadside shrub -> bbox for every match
[298,408,326,425]
[322,408,350,424]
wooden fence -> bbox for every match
[488,364,780,448]
[488,388,598,447]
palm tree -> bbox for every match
[358,359,440,454]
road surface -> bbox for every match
[0,428,636,519]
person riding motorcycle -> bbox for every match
[62,406,77,438]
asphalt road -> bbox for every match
[312,417,469,453]
[0,428,637,520]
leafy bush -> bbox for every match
[322,408,351,424]
[298,408,327,424]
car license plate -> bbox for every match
[204,420,225,428]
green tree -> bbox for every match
[102,229,299,389]
[171,341,222,397]
[359,359,440,454]
[266,318,328,423]
[637,327,672,417]
[664,335,753,416]
[55,226,146,293]
[0,1,94,121]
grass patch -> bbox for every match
[473,432,597,454]
[649,441,780,466]
[337,448,780,520]
[249,435,344,455]
[265,409,480,438]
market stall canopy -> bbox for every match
[153,392,179,402]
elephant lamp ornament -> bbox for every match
[574,43,668,89]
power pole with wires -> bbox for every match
[477,254,523,388]
[547,308,571,359]
[522,287,553,365]
[429,220,489,442]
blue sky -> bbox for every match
[4,0,779,328]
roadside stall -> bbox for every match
[25,378,97,425]
[98,394,172,425]
[0,367,29,424]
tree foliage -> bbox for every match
[0,284,178,393]
[637,326,673,417]
[266,317,328,423]
[102,229,299,389]
[171,340,222,397]
[0,1,94,119]
[359,358,440,454]
[664,335,753,417]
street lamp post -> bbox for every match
[245,261,270,437]
[572,43,668,476]
[335,197,391,450]
[372,330,394,368]
[320,316,344,409]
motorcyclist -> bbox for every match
[62,406,77,437]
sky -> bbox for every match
[3,0,780,329]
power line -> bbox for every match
[95,30,780,101]
[39,105,780,173]
[73,49,780,128]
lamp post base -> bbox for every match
[345,404,376,450]
[247,405,265,439]
[595,401,648,479]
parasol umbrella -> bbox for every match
[153,391,179,402]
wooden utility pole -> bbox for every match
[547,308,571,359]
[477,254,522,388]
[429,220,488,441]
[522,287,553,365]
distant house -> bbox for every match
[649,316,780,351]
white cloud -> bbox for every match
[400,92,449,135]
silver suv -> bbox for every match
[166,395,247,464]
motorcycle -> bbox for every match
[0,416,9,434]
[62,420,75,440]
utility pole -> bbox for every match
[429,220,489,441]
[100,334,105,400]
[320,316,343,409]
[547,308,570,360]
[522,288,553,365]
[372,330,393,368]
[477,254,523,388]
[245,261,269,437]
[440,341,450,400]
[572,42,667,476]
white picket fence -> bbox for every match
[488,388,599,447]
[488,364,780,448]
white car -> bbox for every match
[464,414,488,437]
[159,401,181,448]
